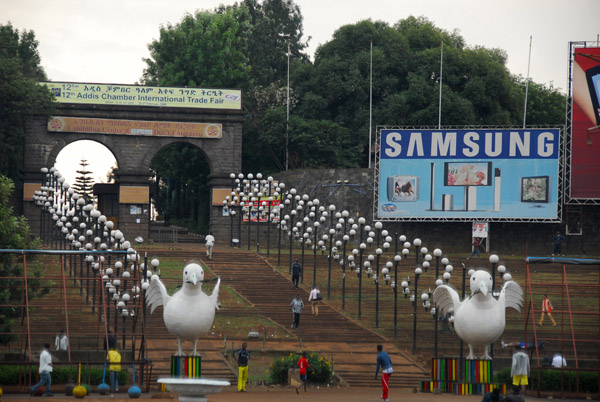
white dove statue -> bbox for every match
[146,262,221,356]
[433,269,523,360]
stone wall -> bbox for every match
[275,168,600,257]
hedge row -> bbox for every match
[495,367,598,393]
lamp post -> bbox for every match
[489,254,499,359]
[412,265,423,354]
[489,254,499,295]
[340,210,349,310]
[288,189,297,274]
[326,205,335,298]
[266,176,274,256]
[278,33,291,171]
[312,221,320,287]
[255,173,263,253]
[357,217,366,318]
[433,248,443,357]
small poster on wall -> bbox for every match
[472,221,488,238]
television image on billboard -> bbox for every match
[520,176,550,203]
[386,175,418,202]
[444,162,492,187]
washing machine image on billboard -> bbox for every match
[386,175,419,202]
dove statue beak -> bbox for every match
[191,273,198,285]
[479,280,488,296]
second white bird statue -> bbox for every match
[433,269,523,360]
[146,261,221,356]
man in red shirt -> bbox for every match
[296,352,310,393]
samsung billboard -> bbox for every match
[377,128,561,221]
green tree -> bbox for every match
[0,175,48,344]
[72,159,95,202]
[142,8,250,88]
[0,23,55,184]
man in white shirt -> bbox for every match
[551,352,567,368]
[30,343,53,396]
[205,232,215,259]
[55,329,68,351]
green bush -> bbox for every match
[0,365,128,386]
[267,352,333,384]
[495,367,598,393]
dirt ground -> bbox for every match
[0,386,583,402]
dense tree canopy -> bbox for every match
[140,5,566,228]
[0,23,55,184]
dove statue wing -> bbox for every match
[209,277,221,311]
[146,275,171,314]
[499,280,523,312]
[433,285,461,316]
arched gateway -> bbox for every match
[22,82,243,241]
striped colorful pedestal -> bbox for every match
[420,380,451,393]
[453,382,506,395]
[171,356,202,378]
[420,358,506,396]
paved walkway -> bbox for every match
[0,387,559,401]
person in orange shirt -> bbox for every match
[539,294,557,326]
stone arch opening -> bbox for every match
[54,139,119,186]
[150,142,212,233]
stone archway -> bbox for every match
[23,83,244,241]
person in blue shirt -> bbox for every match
[374,344,393,401]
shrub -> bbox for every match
[267,351,333,384]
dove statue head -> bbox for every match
[470,269,493,297]
[183,262,205,286]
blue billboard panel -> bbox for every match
[377,129,560,221]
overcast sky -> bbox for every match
[2,0,599,182]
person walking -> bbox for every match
[510,345,530,396]
[374,344,393,401]
[539,294,557,326]
[552,231,564,255]
[29,343,53,396]
[205,232,215,259]
[54,329,68,351]
[291,259,302,289]
[290,295,304,329]
[107,346,122,393]
[308,286,322,316]
[234,342,250,392]
[467,237,481,259]
[296,352,310,394]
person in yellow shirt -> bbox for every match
[107,348,122,393]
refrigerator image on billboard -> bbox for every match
[377,129,560,221]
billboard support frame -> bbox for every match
[565,41,600,205]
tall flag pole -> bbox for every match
[369,41,373,168]
[438,41,443,129]
[523,36,533,128]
